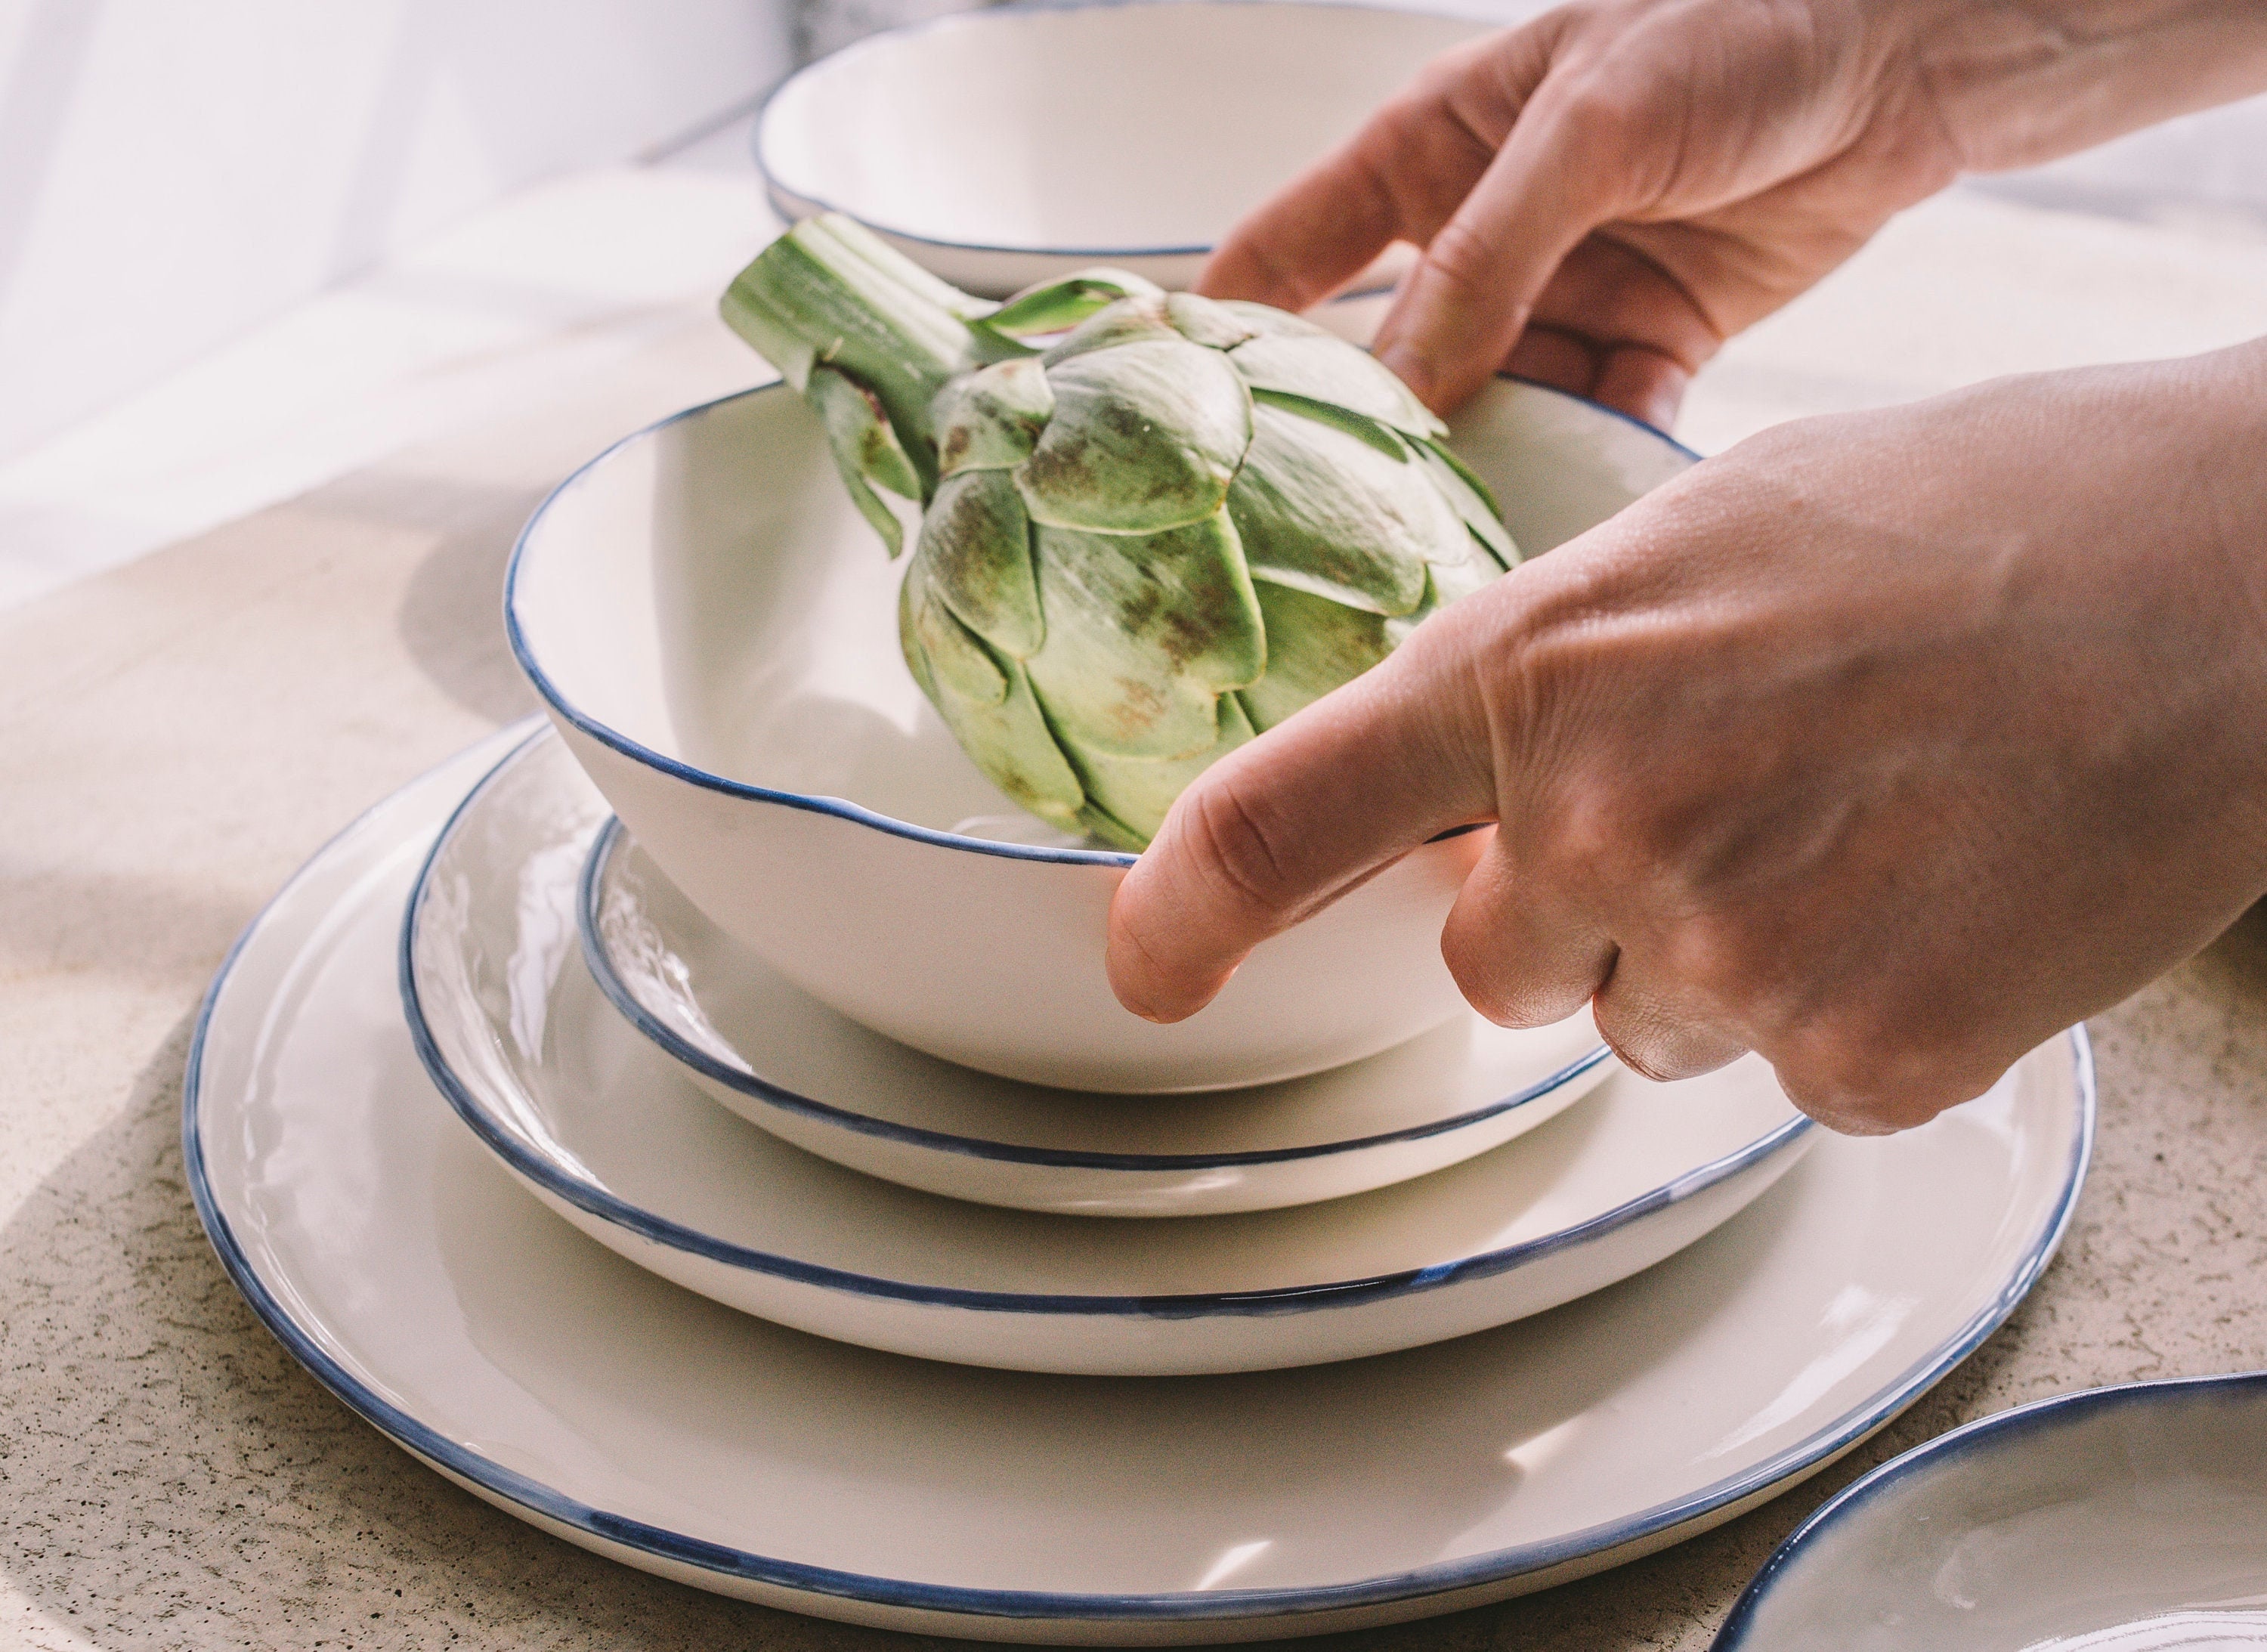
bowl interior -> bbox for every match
[759,2,1487,252]
[509,376,1693,845]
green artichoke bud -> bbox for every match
[721,214,1519,850]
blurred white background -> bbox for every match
[0,0,2262,610]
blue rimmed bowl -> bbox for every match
[756,1,1488,296]
[505,372,1696,1094]
[1714,1373,2267,1651]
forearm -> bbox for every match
[1912,0,2267,172]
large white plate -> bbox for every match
[188,729,2095,1642]
[401,729,1801,1375]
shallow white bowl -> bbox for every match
[403,729,1814,1375]
[756,2,1488,296]
[187,722,2098,1638]
[1714,1373,2267,1651]
[506,376,1695,1093]
[583,811,1613,1217]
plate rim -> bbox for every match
[1709,1367,2267,1650]
[577,813,1617,1172]
[185,722,2097,1626]
[401,726,1811,1317]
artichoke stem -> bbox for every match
[721,217,1016,487]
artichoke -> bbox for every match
[721,214,1517,850]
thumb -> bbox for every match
[1106,614,1498,1022]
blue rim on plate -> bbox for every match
[1711,1369,2267,1650]
[402,729,1808,1316]
[502,378,1698,873]
[577,812,1614,1172]
[754,0,1478,261]
[184,725,2097,1626]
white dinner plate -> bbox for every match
[404,729,1805,1373]
[190,727,2095,1640]
[575,773,1612,1217]
[1712,1372,2267,1651]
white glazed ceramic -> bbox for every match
[189,727,2096,1641]
[1714,1374,2267,1652]
[756,2,1488,296]
[580,809,1613,1217]
[505,375,1696,1094]
[403,726,1805,1374]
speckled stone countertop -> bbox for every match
[4,191,2265,1651]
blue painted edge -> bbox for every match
[1711,1359,2266,1649]
[575,812,1613,1172]
[753,0,1480,262]
[400,728,1806,1318]
[502,378,1696,874]
[184,752,2095,1627]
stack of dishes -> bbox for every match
[185,363,2096,1638]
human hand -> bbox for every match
[1105,343,2267,1133]
[1201,0,2267,423]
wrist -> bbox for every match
[1897,0,2267,173]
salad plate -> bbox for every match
[404,729,1806,1374]
[1714,1372,2267,1651]
[190,725,2094,1639]
[580,812,1612,1216]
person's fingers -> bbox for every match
[1372,81,1649,412]
[1196,25,1557,313]
[1588,953,1751,1081]
[1502,325,1597,398]
[1436,829,1615,1029]
[1106,621,1498,1023]
[1591,347,1689,430]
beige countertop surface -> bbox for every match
[4,189,2267,1650]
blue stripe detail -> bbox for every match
[577,813,1613,1171]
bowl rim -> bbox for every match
[578,811,1614,1170]
[402,727,1816,1319]
[501,375,1698,871]
[1710,1368,2267,1650]
[753,0,1490,261]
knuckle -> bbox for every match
[1419,215,1504,302]
[1180,775,1298,920]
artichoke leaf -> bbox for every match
[1068,691,1256,848]
[1039,294,1187,365]
[1236,583,1395,732]
[979,269,1162,341]
[1229,332,1446,438]
[1018,339,1251,533]
[904,565,1007,705]
[902,568,1086,824]
[1025,508,1264,759]
[935,357,1054,475]
[1247,387,1409,461]
[806,366,923,555]
[918,469,1045,658]
[1164,292,1259,351]
[1229,401,1450,617]
[1412,436,1519,568]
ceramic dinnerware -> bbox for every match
[402,726,1808,1374]
[581,812,1613,1216]
[756,2,1488,295]
[504,375,1697,1093]
[188,725,2097,1640]
[1714,1372,2267,1652]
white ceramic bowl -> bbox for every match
[1713,1373,2267,1651]
[506,375,1695,1092]
[401,731,1814,1375]
[756,2,1489,296]
[583,811,1614,1216]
